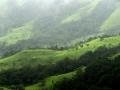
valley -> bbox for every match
[0,0,120,90]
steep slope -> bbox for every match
[31,0,119,47]
[0,35,119,89]
[0,0,120,89]
[0,22,33,46]
[101,5,120,33]
[26,71,76,90]
[0,0,120,51]
[0,35,120,71]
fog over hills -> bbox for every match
[0,1,120,89]
[0,0,120,55]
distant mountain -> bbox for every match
[0,0,120,54]
[0,0,120,89]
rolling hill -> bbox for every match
[0,34,119,89]
[101,5,120,32]
[0,0,120,54]
[0,35,120,71]
[0,0,120,90]
[25,71,76,90]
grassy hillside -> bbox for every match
[0,22,33,46]
[0,0,119,49]
[101,6,120,31]
[61,0,102,24]
[0,35,120,71]
[0,71,76,90]
[0,35,119,89]
[61,12,81,24]
[25,71,76,90]
[0,0,120,89]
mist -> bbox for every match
[0,0,120,90]
[0,0,120,55]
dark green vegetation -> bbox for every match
[53,56,120,90]
[0,0,120,90]
[0,35,119,90]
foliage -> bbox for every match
[53,55,120,90]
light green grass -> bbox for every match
[0,35,120,89]
[26,71,76,90]
[0,35,120,71]
[25,66,85,90]
[61,0,102,24]
[42,71,75,90]
[61,12,81,24]
[101,7,120,31]
[25,83,41,90]
[88,0,103,14]
[0,22,33,46]
[0,49,68,70]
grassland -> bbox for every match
[0,22,33,46]
[25,65,85,90]
[0,35,119,89]
[0,35,120,71]
[61,0,102,24]
[25,71,76,90]
[61,12,81,24]
[25,83,41,90]
[101,6,120,31]
[0,0,119,89]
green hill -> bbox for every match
[0,22,33,46]
[0,35,119,90]
[0,0,120,51]
[101,6,120,31]
[0,0,120,89]
[0,35,120,71]
[26,71,76,90]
